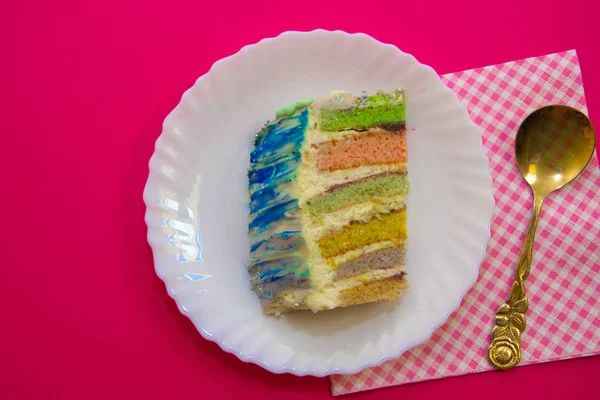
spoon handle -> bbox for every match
[487,194,544,369]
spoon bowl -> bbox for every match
[515,105,596,196]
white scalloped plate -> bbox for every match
[143,30,494,377]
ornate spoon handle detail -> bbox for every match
[488,194,544,369]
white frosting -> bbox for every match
[311,90,355,111]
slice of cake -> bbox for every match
[248,90,409,315]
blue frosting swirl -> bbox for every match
[247,109,311,301]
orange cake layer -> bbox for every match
[316,130,407,171]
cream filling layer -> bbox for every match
[298,162,407,204]
[304,194,407,240]
[305,265,406,311]
[330,240,397,267]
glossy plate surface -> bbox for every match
[143,30,495,376]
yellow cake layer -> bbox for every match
[317,208,407,258]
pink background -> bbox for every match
[1,1,598,399]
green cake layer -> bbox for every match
[319,93,406,132]
[306,173,409,215]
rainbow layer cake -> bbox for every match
[247,90,409,315]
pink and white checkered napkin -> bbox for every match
[330,50,600,396]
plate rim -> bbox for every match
[143,29,496,377]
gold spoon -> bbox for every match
[487,105,596,370]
